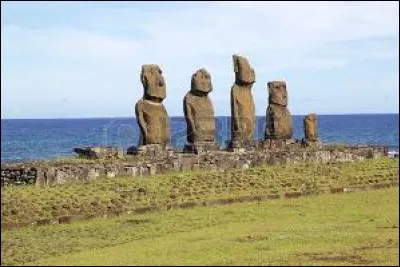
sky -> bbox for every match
[1,1,399,119]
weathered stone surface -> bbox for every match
[0,144,389,187]
[304,113,318,142]
[265,80,293,140]
[135,99,170,146]
[73,147,124,159]
[268,81,288,107]
[184,68,215,145]
[265,104,293,139]
[135,64,171,147]
[141,64,166,100]
[261,138,296,150]
[230,55,256,148]
[183,141,220,154]
[191,68,213,94]
[135,144,173,157]
[233,55,255,85]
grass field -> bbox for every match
[1,158,398,227]
[1,187,398,266]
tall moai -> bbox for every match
[265,81,293,144]
[229,55,256,150]
[303,113,320,146]
[135,64,171,152]
[183,68,218,154]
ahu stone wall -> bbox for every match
[1,144,388,187]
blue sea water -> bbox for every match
[1,114,399,163]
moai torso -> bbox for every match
[231,85,256,141]
[304,113,318,142]
[135,99,170,146]
[135,64,171,147]
[230,55,256,145]
[184,68,215,143]
[266,104,293,139]
[184,95,215,143]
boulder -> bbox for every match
[73,147,124,159]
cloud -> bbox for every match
[1,1,399,118]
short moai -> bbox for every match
[134,64,171,154]
[303,113,321,146]
[229,55,256,150]
[264,81,294,148]
[183,68,219,154]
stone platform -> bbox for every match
[1,144,389,187]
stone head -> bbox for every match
[233,55,255,85]
[191,68,213,94]
[268,81,288,107]
[305,113,317,123]
[140,64,166,101]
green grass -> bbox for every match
[1,158,398,226]
[1,187,398,266]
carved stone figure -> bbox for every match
[304,113,318,142]
[183,68,218,153]
[230,55,256,149]
[265,81,293,140]
[135,64,170,148]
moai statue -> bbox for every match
[303,113,320,146]
[229,55,256,150]
[134,65,171,154]
[264,81,294,148]
[183,68,218,154]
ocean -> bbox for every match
[1,114,398,163]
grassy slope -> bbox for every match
[1,158,398,225]
[0,187,398,266]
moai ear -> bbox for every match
[140,73,147,89]
[190,72,196,91]
[233,55,239,73]
[267,82,272,96]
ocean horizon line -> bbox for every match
[1,113,399,121]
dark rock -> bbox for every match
[73,147,124,159]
